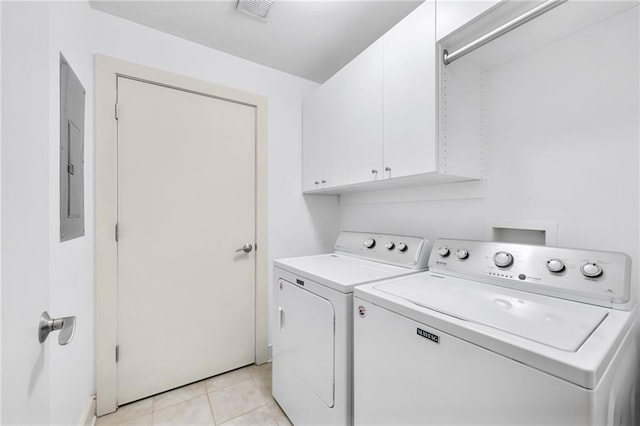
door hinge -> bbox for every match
[115,223,119,242]
[115,345,120,363]
[115,103,119,120]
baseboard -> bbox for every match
[79,395,96,426]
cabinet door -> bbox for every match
[302,75,348,191]
[344,39,384,185]
[436,1,502,41]
[383,2,437,180]
[302,88,325,192]
[322,71,348,189]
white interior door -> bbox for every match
[1,2,51,423]
[116,77,256,404]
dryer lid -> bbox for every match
[375,274,608,352]
[274,254,417,293]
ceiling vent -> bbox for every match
[236,0,276,21]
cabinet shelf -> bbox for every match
[303,171,479,195]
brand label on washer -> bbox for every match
[296,279,304,286]
[417,328,439,344]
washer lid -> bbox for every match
[376,275,608,352]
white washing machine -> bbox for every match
[354,238,639,426]
[273,231,431,425]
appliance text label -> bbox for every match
[417,328,439,344]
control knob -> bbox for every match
[581,262,603,278]
[456,249,469,260]
[437,247,450,257]
[363,239,376,249]
[493,251,513,268]
[546,259,565,273]
[397,242,408,252]
[384,242,395,250]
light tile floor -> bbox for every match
[96,363,291,426]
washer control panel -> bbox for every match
[429,238,631,308]
[334,231,431,269]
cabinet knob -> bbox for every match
[385,166,391,172]
[371,169,378,174]
[321,180,326,184]
[314,181,319,185]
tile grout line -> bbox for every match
[205,390,217,425]
[217,402,274,426]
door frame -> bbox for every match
[95,55,269,416]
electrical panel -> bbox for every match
[60,54,85,241]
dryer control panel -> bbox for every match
[429,238,631,308]
[334,231,431,270]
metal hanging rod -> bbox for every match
[443,0,568,65]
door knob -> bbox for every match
[39,311,76,345]
[235,243,253,253]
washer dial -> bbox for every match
[384,242,395,250]
[546,259,565,273]
[581,262,603,278]
[437,247,450,257]
[363,238,376,249]
[397,242,408,252]
[493,251,514,268]
[456,249,469,260]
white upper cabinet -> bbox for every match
[344,39,384,185]
[383,1,436,180]
[302,72,348,192]
[435,1,502,41]
[302,1,485,194]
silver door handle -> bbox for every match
[235,243,253,253]
[39,311,76,345]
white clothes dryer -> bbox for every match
[354,238,639,426]
[273,231,431,426]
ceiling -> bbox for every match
[89,0,423,83]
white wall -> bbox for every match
[2,1,338,424]
[483,7,638,266]
[341,8,639,295]
[48,4,96,424]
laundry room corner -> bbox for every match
[339,4,640,305]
